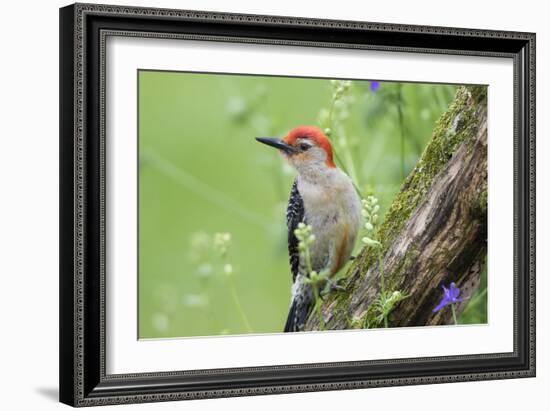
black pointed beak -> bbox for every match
[256,137,296,154]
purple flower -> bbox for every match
[370,81,381,92]
[433,282,463,313]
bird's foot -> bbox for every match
[320,278,347,299]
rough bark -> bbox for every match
[306,86,488,330]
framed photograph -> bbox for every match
[59,3,535,407]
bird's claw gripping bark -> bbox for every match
[320,278,347,299]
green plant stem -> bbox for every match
[377,248,389,328]
[378,249,385,294]
[304,247,313,275]
[142,149,270,230]
[326,92,363,198]
[461,287,487,315]
[220,248,253,333]
[328,99,359,185]
[332,145,351,176]
[197,280,223,331]
[451,304,458,325]
[302,234,325,330]
[311,283,325,330]
[228,277,253,332]
[397,84,406,179]
[327,95,337,132]
[340,137,359,189]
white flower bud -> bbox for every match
[362,237,381,247]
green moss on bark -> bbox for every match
[479,188,488,215]
[313,85,487,330]
[356,86,485,273]
[470,85,488,104]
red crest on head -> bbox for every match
[283,126,336,168]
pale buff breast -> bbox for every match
[297,170,362,275]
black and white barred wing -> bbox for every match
[286,179,305,282]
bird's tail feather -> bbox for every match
[284,284,313,332]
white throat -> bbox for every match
[294,162,336,184]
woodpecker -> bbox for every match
[256,126,362,332]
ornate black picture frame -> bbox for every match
[59,3,535,407]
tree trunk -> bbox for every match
[306,86,488,330]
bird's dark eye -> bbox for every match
[299,143,311,151]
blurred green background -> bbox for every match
[138,71,487,338]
